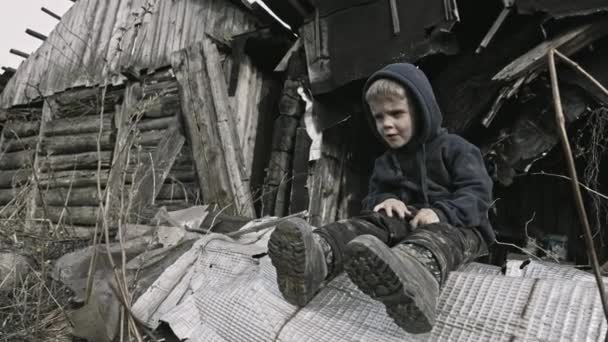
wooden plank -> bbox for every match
[2,120,40,138]
[39,151,113,172]
[493,21,608,82]
[41,131,114,154]
[128,125,185,220]
[38,186,100,207]
[35,206,101,226]
[231,55,257,177]
[0,188,15,205]
[104,84,138,226]
[3,135,39,153]
[279,80,304,117]
[156,183,197,201]
[300,18,331,93]
[515,0,608,18]
[171,39,254,216]
[35,169,194,189]
[0,169,32,188]
[288,127,312,214]
[38,170,110,189]
[271,115,299,152]
[0,150,35,170]
[262,151,291,216]
[26,99,53,232]
[307,156,343,227]
[135,116,178,132]
[307,124,347,226]
[45,115,113,136]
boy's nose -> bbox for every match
[382,119,394,129]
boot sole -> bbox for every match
[268,220,315,306]
[345,236,434,334]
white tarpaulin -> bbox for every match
[132,228,607,342]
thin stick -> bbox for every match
[388,0,400,35]
[227,211,308,238]
[554,50,608,98]
[548,49,608,321]
[26,264,74,327]
[524,172,608,200]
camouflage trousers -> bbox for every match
[314,211,488,285]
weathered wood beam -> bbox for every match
[0,150,35,170]
[135,116,178,132]
[37,170,109,189]
[41,7,62,20]
[3,120,40,138]
[0,170,30,188]
[262,151,291,215]
[45,115,112,136]
[388,0,400,35]
[35,169,194,189]
[36,206,101,226]
[140,97,181,118]
[25,29,48,42]
[9,49,30,59]
[129,125,185,220]
[307,157,343,226]
[494,21,608,81]
[42,131,114,155]
[288,127,311,214]
[156,183,196,201]
[104,85,138,227]
[307,124,347,226]
[37,186,100,206]
[23,182,195,207]
[172,39,254,217]
[39,151,112,172]
[26,100,53,232]
[271,115,299,152]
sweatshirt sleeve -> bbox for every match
[361,155,402,211]
[432,141,493,228]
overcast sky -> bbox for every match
[0,1,73,70]
[0,0,283,72]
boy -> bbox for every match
[268,63,493,334]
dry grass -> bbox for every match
[0,205,90,342]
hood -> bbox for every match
[362,63,443,150]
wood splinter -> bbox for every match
[9,49,30,59]
[26,29,48,41]
[41,7,62,20]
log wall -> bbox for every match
[0,70,199,236]
[1,0,257,108]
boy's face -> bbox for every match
[368,94,416,149]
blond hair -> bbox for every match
[365,78,409,103]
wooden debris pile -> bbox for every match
[0,0,607,300]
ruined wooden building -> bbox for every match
[1,0,608,267]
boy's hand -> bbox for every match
[410,208,440,229]
[373,199,412,219]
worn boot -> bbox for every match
[344,235,440,334]
[268,218,331,306]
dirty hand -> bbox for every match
[373,198,411,219]
[410,208,440,229]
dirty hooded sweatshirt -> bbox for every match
[362,63,495,244]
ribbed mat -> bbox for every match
[431,272,607,341]
[134,232,607,342]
